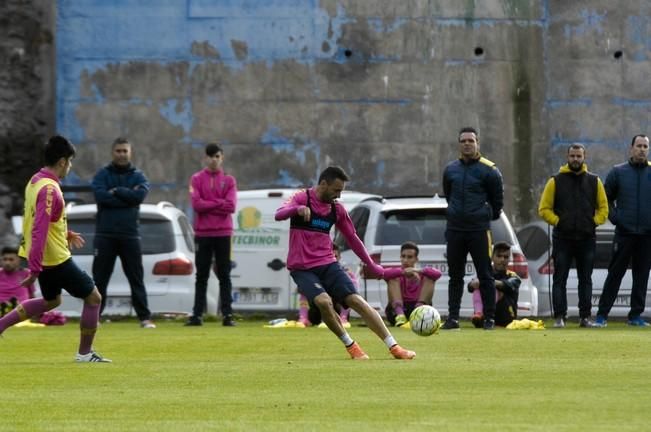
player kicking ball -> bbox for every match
[275,166,415,360]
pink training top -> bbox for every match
[190,168,237,237]
[0,268,34,303]
[383,267,442,303]
[28,169,66,275]
[275,188,384,278]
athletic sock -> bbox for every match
[472,290,484,315]
[78,303,100,355]
[391,301,405,316]
[0,298,48,334]
[298,294,309,323]
[339,332,354,346]
[383,335,398,349]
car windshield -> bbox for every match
[68,217,176,255]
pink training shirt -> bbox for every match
[190,168,237,237]
[383,267,442,303]
[0,268,34,303]
[275,188,384,278]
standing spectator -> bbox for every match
[595,134,651,327]
[275,166,415,360]
[538,143,608,328]
[467,242,521,327]
[185,143,237,327]
[441,126,504,330]
[383,241,441,327]
[0,246,35,315]
[91,137,155,328]
[0,135,110,362]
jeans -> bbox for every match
[597,234,651,320]
[551,236,596,319]
[446,229,495,320]
[92,236,151,321]
[193,236,233,317]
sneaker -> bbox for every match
[346,342,369,360]
[471,313,484,328]
[394,314,407,327]
[579,317,597,328]
[140,319,156,329]
[390,344,416,360]
[184,316,203,326]
[441,318,460,330]
[483,318,495,330]
[222,315,236,327]
[75,351,112,363]
[627,316,650,327]
[553,317,565,328]
[594,316,607,327]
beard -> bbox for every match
[568,162,583,172]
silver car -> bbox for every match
[335,195,538,318]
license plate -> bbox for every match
[427,262,475,276]
[105,296,132,309]
[234,288,279,305]
[592,294,630,307]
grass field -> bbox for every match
[2,317,650,432]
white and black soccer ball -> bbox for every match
[409,305,441,336]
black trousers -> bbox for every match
[597,234,651,320]
[446,229,495,320]
[551,236,596,319]
[193,236,233,317]
[93,235,151,321]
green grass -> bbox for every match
[2,318,650,431]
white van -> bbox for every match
[230,189,378,312]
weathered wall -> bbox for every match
[0,0,55,245]
[3,0,645,228]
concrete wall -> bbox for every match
[47,0,651,225]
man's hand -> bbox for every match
[68,231,86,249]
[21,272,38,288]
[402,267,421,280]
[297,206,311,222]
[468,278,480,291]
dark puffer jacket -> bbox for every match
[605,160,651,235]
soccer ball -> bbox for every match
[409,305,441,336]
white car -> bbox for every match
[59,202,218,317]
[334,195,538,318]
[516,221,642,318]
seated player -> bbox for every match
[0,246,35,316]
[467,241,521,327]
[383,241,442,327]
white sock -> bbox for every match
[339,333,354,346]
[384,335,397,348]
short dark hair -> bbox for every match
[567,143,586,154]
[631,134,649,146]
[400,241,419,257]
[44,135,76,166]
[112,137,130,148]
[493,241,511,255]
[318,166,349,184]
[2,246,19,255]
[458,126,479,141]
[205,143,223,157]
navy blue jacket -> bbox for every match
[605,159,651,235]
[443,155,504,231]
[92,163,149,238]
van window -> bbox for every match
[334,206,370,251]
[376,209,446,245]
[68,217,175,255]
[177,214,195,252]
[516,225,550,261]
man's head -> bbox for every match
[204,143,224,172]
[316,166,349,203]
[566,143,586,172]
[492,241,511,272]
[44,135,76,179]
[400,241,419,268]
[1,246,20,272]
[458,126,480,160]
[629,134,650,164]
[111,137,132,167]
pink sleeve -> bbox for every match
[190,175,219,213]
[275,191,306,221]
[383,267,404,280]
[28,185,60,275]
[421,267,442,281]
[335,205,384,278]
[219,176,237,214]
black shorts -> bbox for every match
[38,258,95,301]
[291,262,358,307]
